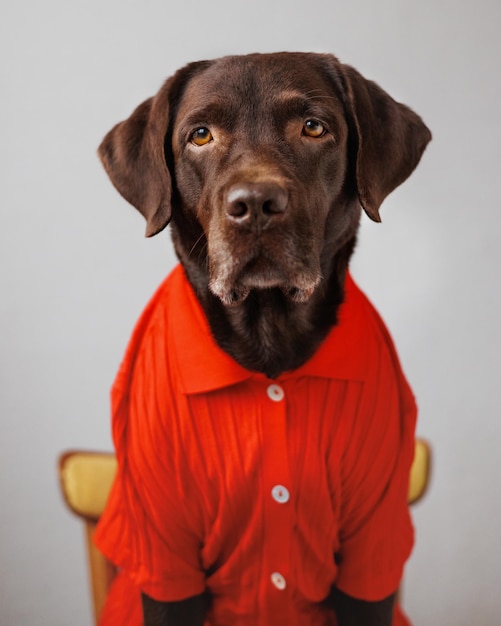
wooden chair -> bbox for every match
[59,451,118,625]
[59,439,431,625]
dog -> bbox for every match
[95,52,431,626]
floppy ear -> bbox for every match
[339,64,432,222]
[98,88,173,237]
[98,62,210,237]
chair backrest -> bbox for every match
[408,439,432,505]
[59,439,431,624]
[59,451,118,624]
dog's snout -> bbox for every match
[225,182,288,228]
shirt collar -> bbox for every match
[169,266,368,394]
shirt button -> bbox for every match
[267,384,284,402]
[271,485,290,503]
[271,572,287,590]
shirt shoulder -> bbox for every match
[111,265,186,395]
[309,273,412,391]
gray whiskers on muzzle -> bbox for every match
[208,271,321,307]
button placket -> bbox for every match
[260,379,293,606]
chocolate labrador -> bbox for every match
[98,52,431,625]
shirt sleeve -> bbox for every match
[94,298,206,602]
[334,308,417,602]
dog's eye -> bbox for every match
[191,127,213,146]
[302,120,326,138]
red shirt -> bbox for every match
[95,265,416,626]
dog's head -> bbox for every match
[99,53,431,306]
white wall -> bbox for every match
[1,1,499,624]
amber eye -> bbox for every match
[302,119,326,138]
[191,127,213,146]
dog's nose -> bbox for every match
[225,182,288,228]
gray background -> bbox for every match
[1,0,499,624]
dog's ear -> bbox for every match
[98,89,173,237]
[338,64,432,222]
[98,62,209,237]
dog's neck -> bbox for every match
[171,222,356,379]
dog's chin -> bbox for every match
[209,274,321,307]
[210,283,251,307]
[282,283,319,303]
